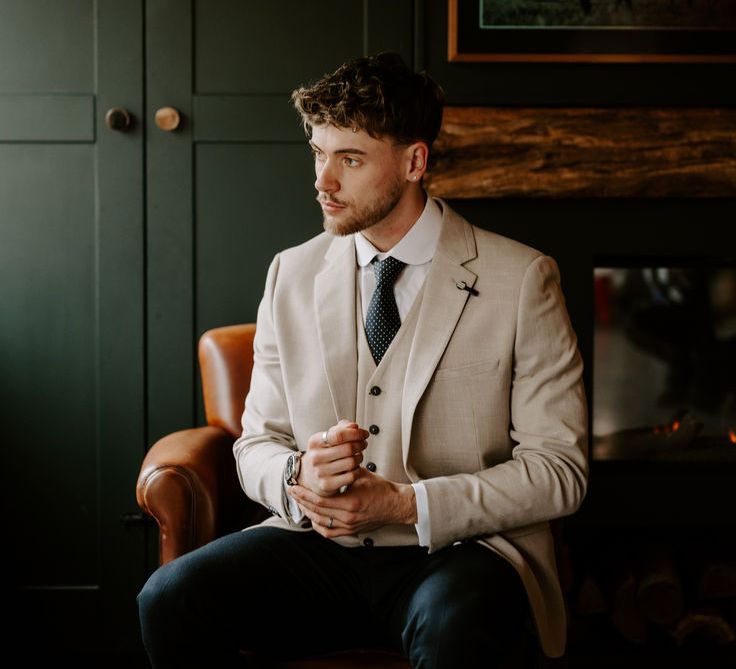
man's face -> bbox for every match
[310,124,407,237]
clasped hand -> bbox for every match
[288,419,417,538]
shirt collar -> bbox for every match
[354,194,443,267]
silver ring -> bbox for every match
[327,517,334,529]
[322,430,329,444]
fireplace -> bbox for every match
[560,258,736,666]
[593,260,736,463]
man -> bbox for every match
[138,52,588,669]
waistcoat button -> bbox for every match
[366,462,377,472]
[370,385,381,396]
[363,537,374,547]
[369,424,380,435]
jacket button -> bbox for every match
[366,462,377,472]
[363,537,374,547]
[369,424,380,435]
[370,386,381,396]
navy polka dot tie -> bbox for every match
[365,256,406,365]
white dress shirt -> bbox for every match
[287,194,443,546]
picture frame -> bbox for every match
[448,0,736,63]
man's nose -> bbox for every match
[315,161,338,194]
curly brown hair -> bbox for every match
[291,52,444,151]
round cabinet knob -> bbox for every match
[105,108,131,131]
[155,106,181,131]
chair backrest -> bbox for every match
[198,324,256,438]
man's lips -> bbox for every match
[319,199,346,212]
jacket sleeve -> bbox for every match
[421,255,589,553]
[232,253,300,522]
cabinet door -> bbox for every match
[146,0,415,440]
[1,0,146,657]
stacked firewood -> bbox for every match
[559,535,736,654]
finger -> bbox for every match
[326,423,370,446]
[289,484,334,509]
[323,420,356,446]
[319,452,363,476]
[301,508,329,536]
[289,484,355,514]
[300,507,351,537]
[310,441,367,465]
[322,468,361,492]
[307,428,366,451]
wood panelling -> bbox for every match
[194,143,320,332]
[1,144,97,583]
[0,0,93,92]
[193,0,364,94]
[0,95,94,141]
[192,95,303,142]
[4,0,147,657]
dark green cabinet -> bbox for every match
[148,0,415,440]
[1,0,414,658]
[2,0,146,657]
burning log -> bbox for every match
[594,411,703,461]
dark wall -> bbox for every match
[416,0,736,531]
[419,5,736,659]
[421,0,736,359]
[185,0,736,525]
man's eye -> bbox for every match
[344,157,360,167]
[312,151,325,162]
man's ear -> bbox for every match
[406,141,429,182]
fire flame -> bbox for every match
[654,419,681,435]
[729,429,736,445]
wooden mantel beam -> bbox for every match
[424,107,736,198]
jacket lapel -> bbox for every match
[314,235,358,423]
[401,202,478,474]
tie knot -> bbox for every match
[372,256,406,287]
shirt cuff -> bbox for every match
[283,478,305,523]
[412,481,430,547]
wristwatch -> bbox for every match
[285,451,303,486]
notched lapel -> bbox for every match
[402,204,478,473]
[314,236,358,424]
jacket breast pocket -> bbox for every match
[433,357,499,382]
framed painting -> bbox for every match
[448,0,736,62]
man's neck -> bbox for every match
[360,187,426,253]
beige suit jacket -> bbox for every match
[234,199,588,658]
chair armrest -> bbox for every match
[137,425,267,565]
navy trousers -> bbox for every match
[138,527,535,668]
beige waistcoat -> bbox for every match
[340,279,424,548]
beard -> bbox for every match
[320,174,405,237]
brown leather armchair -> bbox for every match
[136,324,411,668]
